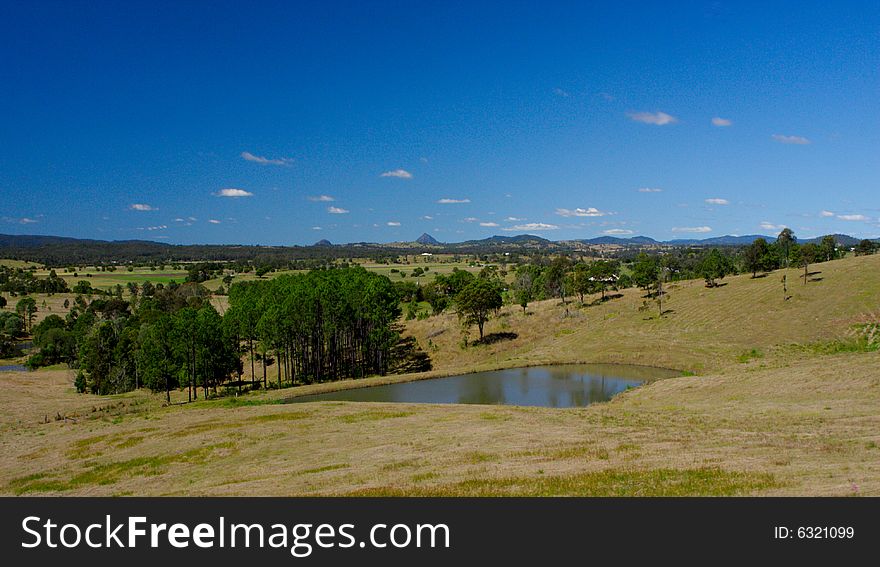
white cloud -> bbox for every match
[820,210,835,217]
[628,111,677,125]
[421,215,433,220]
[437,198,471,204]
[174,218,185,222]
[553,87,570,97]
[208,219,222,224]
[380,169,413,179]
[603,229,634,235]
[19,217,39,224]
[760,221,787,231]
[241,151,293,166]
[138,225,167,231]
[506,216,525,221]
[387,221,401,226]
[711,117,732,127]
[503,223,559,231]
[130,203,157,211]
[671,226,712,233]
[555,207,608,217]
[327,206,349,214]
[772,134,810,145]
[312,226,322,230]
[308,195,335,202]
[837,214,869,221]
[479,222,500,227]
[638,187,663,193]
[188,216,197,221]
[463,217,479,223]
[705,198,730,205]
[215,188,254,198]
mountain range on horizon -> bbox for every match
[0,232,868,252]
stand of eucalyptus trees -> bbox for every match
[227,267,401,388]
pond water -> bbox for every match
[0,365,27,372]
[285,364,680,408]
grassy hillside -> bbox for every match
[405,253,880,375]
[0,254,878,496]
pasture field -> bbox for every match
[31,266,188,290]
[1,253,879,496]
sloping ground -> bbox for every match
[0,351,877,496]
[0,254,878,496]
[405,254,880,374]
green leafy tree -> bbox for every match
[743,238,771,278]
[699,249,733,288]
[544,257,572,303]
[567,263,595,304]
[588,260,619,300]
[454,279,503,341]
[137,315,177,403]
[631,253,660,291]
[795,243,821,284]
[776,228,796,268]
[15,296,37,333]
[856,239,875,256]
[819,235,838,262]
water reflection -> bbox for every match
[286,364,680,408]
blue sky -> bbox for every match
[1,0,878,245]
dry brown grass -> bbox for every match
[1,254,879,496]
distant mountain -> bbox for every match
[575,235,660,246]
[666,235,772,246]
[803,234,861,247]
[313,239,333,247]
[461,234,553,247]
[415,233,441,245]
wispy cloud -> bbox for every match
[327,206,349,214]
[380,169,413,179]
[387,221,401,227]
[628,111,677,125]
[760,221,787,231]
[711,117,732,127]
[18,217,39,224]
[208,219,222,224]
[421,215,433,220]
[638,187,662,193]
[553,87,570,97]
[837,214,869,221]
[555,207,608,217]
[312,226,322,230]
[308,195,335,202]
[137,225,168,231]
[506,216,525,221]
[463,217,479,223]
[671,226,712,233]
[241,151,293,166]
[705,198,729,205]
[820,210,835,217]
[603,229,634,235]
[215,188,254,198]
[437,198,471,204]
[503,223,559,231]
[772,134,810,145]
[130,203,157,211]
[479,222,500,227]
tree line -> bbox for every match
[19,267,403,401]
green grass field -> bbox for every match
[1,253,879,496]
